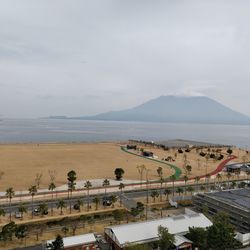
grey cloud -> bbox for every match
[0,0,250,118]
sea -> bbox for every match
[0,119,250,148]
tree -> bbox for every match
[157,167,163,177]
[6,187,15,221]
[1,221,17,242]
[216,173,222,186]
[48,182,56,215]
[15,225,28,243]
[159,177,164,201]
[67,170,77,213]
[47,234,64,250]
[0,207,5,222]
[137,165,146,188]
[35,173,43,189]
[76,199,83,212]
[130,202,145,219]
[102,179,110,205]
[18,204,27,220]
[170,175,176,197]
[92,197,100,210]
[28,185,37,219]
[157,225,175,250]
[226,172,232,189]
[207,213,237,250]
[186,227,207,250]
[200,185,206,192]
[114,168,125,180]
[195,176,200,192]
[183,175,188,195]
[227,148,233,155]
[187,186,194,195]
[151,190,159,203]
[57,200,66,215]
[113,209,125,224]
[84,180,92,211]
[61,226,69,237]
[38,202,48,217]
[118,183,125,206]
[176,187,184,196]
[164,189,171,200]
[205,174,211,191]
[185,165,192,176]
[110,194,118,208]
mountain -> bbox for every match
[55,96,250,125]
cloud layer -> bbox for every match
[0,0,250,118]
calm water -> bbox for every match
[0,119,250,148]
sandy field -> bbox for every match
[0,142,248,191]
[0,142,175,191]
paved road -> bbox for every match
[2,178,248,215]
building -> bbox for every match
[104,209,212,250]
[46,233,97,250]
[193,188,250,233]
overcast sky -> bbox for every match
[0,0,250,118]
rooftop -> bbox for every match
[47,233,96,248]
[105,212,212,247]
[208,188,250,211]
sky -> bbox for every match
[0,0,250,118]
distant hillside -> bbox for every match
[51,96,250,125]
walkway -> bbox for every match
[120,146,182,180]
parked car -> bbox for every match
[33,208,40,216]
[15,211,22,219]
[73,204,80,210]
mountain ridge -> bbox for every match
[49,95,250,125]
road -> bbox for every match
[2,178,248,215]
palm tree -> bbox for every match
[57,200,66,215]
[226,172,232,189]
[183,175,188,195]
[76,199,83,212]
[28,185,37,219]
[118,183,125,207]
[48,182,56,215]
[205,174,211,191]
[18,204,27,220]
[176,187,184,196]
[110,195,118,208]
[164,189,171,201]
[84,180,92,211]
[200,185,206,192]
[216,173,222,186]
[235,171,240,182]
[187,186,194,195]
[38,202,48,217]
[137,164,146,188]
[103,179,110,208]
[93,197,100,210]
[151,190,159,203]
[195,176,200,192]
[170,175,176,197]
[6,187,15,221]
[159,177,164,201]
[0,207,6,222]
[67,170,77,213]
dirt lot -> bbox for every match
[0,142,174,190]
[0,142,247,191]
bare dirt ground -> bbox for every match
[0,142,248,191]
[0,142,175,191]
